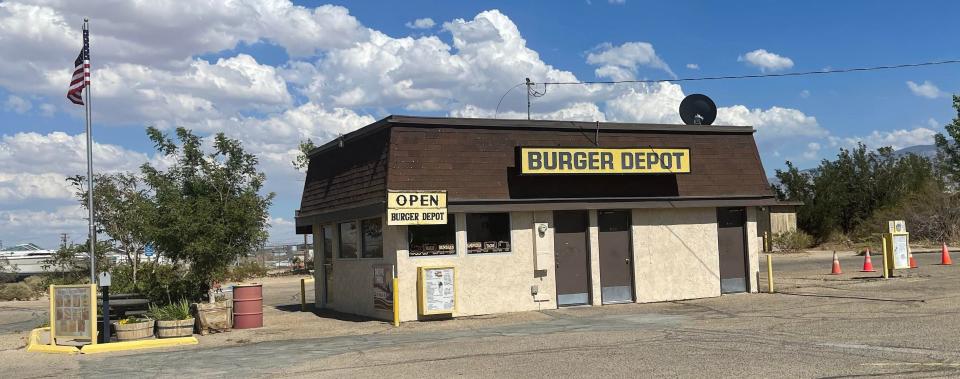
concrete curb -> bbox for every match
[25,327,80,355]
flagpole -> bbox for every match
[83,17,96,283]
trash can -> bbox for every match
[233,283,263,329]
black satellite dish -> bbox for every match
[679,94,717,125]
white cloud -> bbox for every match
[802,142,820,160]
[800,89,810,98]
[609,0,626,4]
[906,80,944,99]
[405,18,435,29]
[834,127,938,151]
[738,49,794,72]
[38,103,56,117]
[718,105,826,140]
[0,205,86,247]
[3,95,31,113]
[685,63,699,70]
[928,118,940,128]
[587,42,675,80]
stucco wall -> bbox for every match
[631,208,721,303]
[746,207,761,293]
[394,211,557,322]
[312,215,396,321]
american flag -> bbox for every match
[67,27,90,105]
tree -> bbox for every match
[292,138,316,171]
[67,173,152,285]
[43,240,113,285]
[935,94,960,185]
[774,143,936,241]
[141,127,274,301]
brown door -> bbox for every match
[599,210,634,304]
[554,210,590,306]
[717,207,748,293]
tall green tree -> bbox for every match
[141,127,274,300]
[292,138,316,172]
[934,94,960,184]
[775,143,936,241]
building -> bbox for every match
[295,116,778,322]
[757,201,802,238]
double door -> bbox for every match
[554,210,635,306]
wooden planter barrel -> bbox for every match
[156,318,195,338]
[113,319,155,341]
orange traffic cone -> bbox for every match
[831,250,843,275]
[909,249,918,269]
[941,242,953,265]
[861,248,876,272]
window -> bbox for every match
[361,218,383,258]
[322,225,333,260]
[409,219,456,256]
[466,213,511,254]
[338,221,358,258]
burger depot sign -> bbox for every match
[387,190,447,225]
[520,147,690,174]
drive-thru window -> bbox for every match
[296,116,773,321]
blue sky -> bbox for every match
[0,0,957,248]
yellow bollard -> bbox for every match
[881,235,890,279]
[392,275,400,327]
[766,254,774,293]
[300,278,306,312]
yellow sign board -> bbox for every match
[387,190,447,226]
[520,147,691,174]
[50,284,97,344]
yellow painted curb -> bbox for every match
[26,327,80,355]
[80,336,199,354]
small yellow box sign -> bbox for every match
[387,190,447,226]
[520,147,691,174]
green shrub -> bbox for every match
[773,230,814,252]
[228,261,268,282]
[148,298,192,321]
[0,283,37,301]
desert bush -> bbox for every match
[228,261,268,282]
[772,230,814,252]
[23,276,46,293]
[0,283,37,301]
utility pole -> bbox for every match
[525,77,532,120]
[60,233,69,249]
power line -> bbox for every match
[495,58,960,118]
[542,59,960,85]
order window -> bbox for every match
[409,219,456,256]
[361,218,383,259]
[338,221,358,259]
[466,213,511,254]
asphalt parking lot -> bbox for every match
[6,249,960,378]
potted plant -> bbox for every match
[113,315,155,341]
[149,299,195,338]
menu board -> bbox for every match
[372,264,394,311]
[891,234,910,269]
[418,266,455,315]
[51,284,95,340]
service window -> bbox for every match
[466,213,512,254]
[338,221,358,259]
[361,218,383,259]
[409,219,456,256]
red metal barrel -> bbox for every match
[232,283,263,329]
